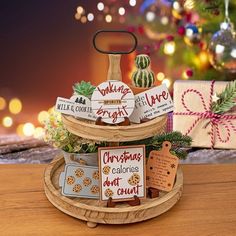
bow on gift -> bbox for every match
[174,81,236,148]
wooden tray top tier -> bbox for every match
[44,156,183,226]
[62,115,167,142]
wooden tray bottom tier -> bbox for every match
[44,156,183,226]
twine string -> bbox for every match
[174,81,236,148]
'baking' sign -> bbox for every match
[91,80,135,124]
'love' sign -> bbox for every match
[129,84,173,123]
[91,80,135,124]
[99,145,146,202]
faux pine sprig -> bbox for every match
[121,131,192,160]
[212,80,236,114]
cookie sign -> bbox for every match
[59,164,100,199]
[98,145,146,201]
[55,95,96,121]
[146,141,179,192]
[129,84,174,123]
[91,80,135,124]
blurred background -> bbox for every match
[1,0,236,137]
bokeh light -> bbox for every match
[129,0,136,7]
[105,14,112,23]
[97,2,104,11]
[0,97,6,111]
[75,12,81,20]
[164,41,176,55]
[2,116,13,127]
[81,16,87,23]
[23,123,35,136]
[34,127,45,139]
[146,11,156,22]
[156,72,165,81]
[118,7,125,16]
[77,6,84,14]
[162,78,171,88]
[16,124,24,136]
[9,98,22,114]
[87,13,94,22]
[38,111,49,124]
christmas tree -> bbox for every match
[75,0,236,89]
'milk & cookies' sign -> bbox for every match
[91,80,135,124]
[55,95,96,121]
[98,145,146,201]
[129,84,173,123]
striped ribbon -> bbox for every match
[174,81,236,148]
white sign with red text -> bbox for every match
[98,145,146,202]
[129,84,173,123]
[91,80,135,124]
[55,95,97,121]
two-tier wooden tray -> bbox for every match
[44,156,183,228]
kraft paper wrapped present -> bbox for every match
[173,80,236,149]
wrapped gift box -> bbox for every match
[173,80,236,149]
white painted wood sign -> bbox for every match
[129,84,174,123]
[91,80,135,124]
[98,145,146,202]
[55,95,96,121]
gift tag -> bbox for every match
[55,95,96,121]
[59,163,100,199]
[146,141,178,192]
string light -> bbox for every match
[0,97,6,110]
[164,41,176,55]
[146,11,156,22]
[87,13,94,21]
[118,7,125,16]
[23,123,35,136]
[2,116,13,128]
[162,78,171,88]
[97,2,105,11]
[156,72,165,81]
[129,0,136,7]
[9,98,22,114]
[105,14,112,23]
[77,6,84,14]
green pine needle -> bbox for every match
[212,80,236,114]
[121,131,192,160]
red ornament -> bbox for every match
[138,25,145,35]
[186,69,193,77]
[166,35,174,41]
[177,26,185,36]
[127,26,136,33]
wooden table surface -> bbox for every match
[0,164,236,236]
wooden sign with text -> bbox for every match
[98,145,146,201]
[129,84,173,123]
[55,95,97,121]
[91,80,135,124]
[146,141,179,192]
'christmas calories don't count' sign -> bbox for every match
[98,145,146,202]
[129,84,173,123]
